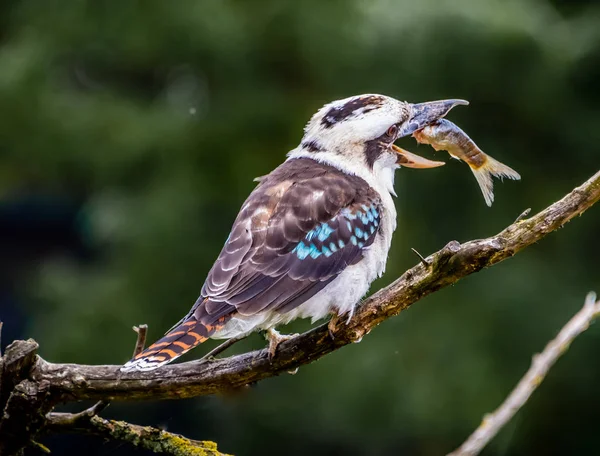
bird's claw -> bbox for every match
[328,314,340,340]
[265,328,297,361]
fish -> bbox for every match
[412,118,520,206]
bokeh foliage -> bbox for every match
[1,0,599,454]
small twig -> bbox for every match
[47,401,110,428]
[514,208,531,223]
[29,440,51,454]
[411,247,430,268]
[448,292,600,456]
[132,324,148,357]
[200,335,248,362]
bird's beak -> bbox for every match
[396,99,469,138]
[391,98,467,169]
[392,144,445,169]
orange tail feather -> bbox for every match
[120,317,227,372]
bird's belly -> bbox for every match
[212,233,390,340]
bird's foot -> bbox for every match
[265,328,297,361]
[328,314,340,340]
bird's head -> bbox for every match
[299,94,467,171]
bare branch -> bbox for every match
[0,170,598,455]
[46,413,230,456]
[47,400,110,428]
[448,292,600,456]
[0,340,51,456]
[26,170,599,403]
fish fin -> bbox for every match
[470,155,521,207]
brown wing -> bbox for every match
[187,158,383,325]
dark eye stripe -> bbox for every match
[321,96,385,128]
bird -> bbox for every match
[121,94,466,372]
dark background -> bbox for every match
[1,0,599,455]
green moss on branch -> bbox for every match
[47,413,230,456]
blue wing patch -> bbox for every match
[292,203,381,261]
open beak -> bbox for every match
[392,144,445,169]
[390,98,468,169]
[397,99,469,138]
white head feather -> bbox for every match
[301,94,410,155]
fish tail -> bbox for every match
[470,154,521,207]
[120,316,229,372]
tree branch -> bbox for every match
[448,292,600,456]
[46,411,230,456]
[38,324,220,454]
[26,170,600,403]
[0,170,598,455]
[0,340,54,456]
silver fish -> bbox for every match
[413,119,520,206]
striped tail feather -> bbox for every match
[120,317,227,372]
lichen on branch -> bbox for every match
[47,412,230,456]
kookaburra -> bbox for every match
[122,94,466,372]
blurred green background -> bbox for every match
[1,0,599,455]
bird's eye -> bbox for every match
[386,125,398,138]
